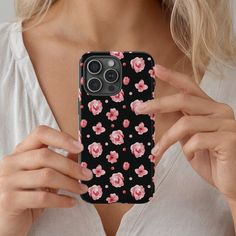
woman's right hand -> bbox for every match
[0,125,92,236]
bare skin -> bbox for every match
[20,1,195,235]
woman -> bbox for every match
[0,0,236,235]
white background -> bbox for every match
[0,0,15,22]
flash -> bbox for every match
[107,59,115,67]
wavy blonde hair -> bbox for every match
[15,0,236,82]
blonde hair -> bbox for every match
[15,0,236,82]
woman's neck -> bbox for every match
[41,0,170,49]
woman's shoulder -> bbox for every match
[0,21,22,78]
[0,21,15,48]
[206,61,236,110]
[0,21,24,48]
[0,22,15,53]
[0,21,13,34]
[0,22,13,78]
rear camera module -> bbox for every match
[107,59,115,67]
[83,55,122,96]
[87,59,102,75]
[104,69,119,83]
[87,77,102,93]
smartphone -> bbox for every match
[78,51,156,204]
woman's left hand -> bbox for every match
[136,64,236,204]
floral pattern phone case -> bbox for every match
[78,52,156,203]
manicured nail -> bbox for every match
[135,103,147,114]
[82,167,93,179]
[80,184,88,192]
[154,64,167,77]
[151,143,160,156]
[72,140,84,151]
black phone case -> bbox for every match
[78,52,156,204]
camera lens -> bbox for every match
[87,77,102,93]
[104,69,119,83]
[87,60,102,74]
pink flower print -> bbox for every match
[110,51,124,60]
[106,193,119,203]
[88,99,103,115]
[123,162,130,171]
[88,142,103,158]
[130,185,145,200]
[123,76,130,85]
[110,172,124,188]
[106,108,119,121]
[110,130,124,145]
[149,68,156,78]
[135,122,148,135]
[123,119,130,128]
[130,100,143,115]
[135,165,148,177]
[78,88,82,101]
[135,80,148,92]
[80,162,87,168]
[130,142,145,158]
[92,165,106,177]
[92,122,105,135]
[88,185,103,200]
[130,57,145,73]
[149,154,156,163]
[80,77,84,85]
[111,89,124,103]
[106,151,119,164]
[80,119,87,128]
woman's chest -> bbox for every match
[22,49,235,236]
[29,53,182,235]
[29,49,82,138]
[29,48,183,140]
[24,37,186,235]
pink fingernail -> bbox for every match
[154,64,167,77]
[151,143,160,156]
[80,184,88,193]
[135,103,147,114]
[72,140,83,150]
[82,167,93,179]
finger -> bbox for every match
[9,168,89,195]
[154,64,211,100]
[151,116,236,157]
[0,191,78,211]
[182,131,236,161]
[136,93,219,115]
[3,148,92,180]
[67,153,79,162]
[13,125,82,154]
